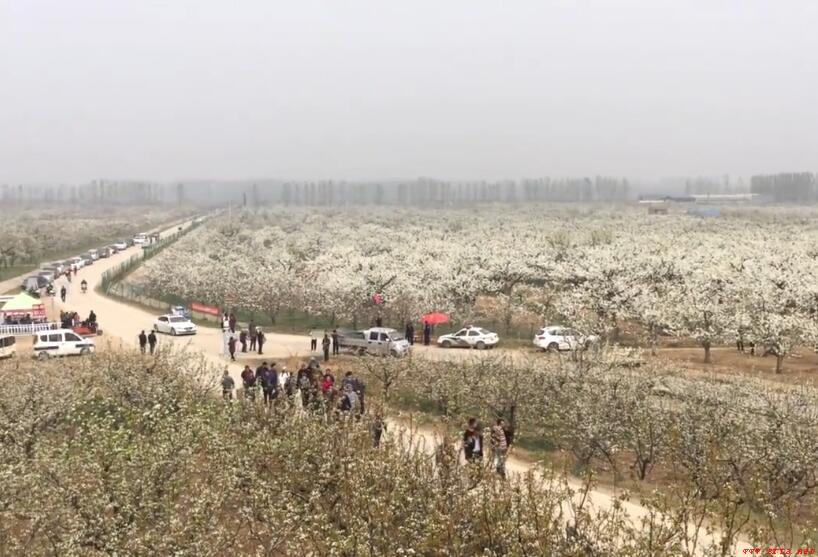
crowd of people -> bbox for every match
[219,355,511,477]
[220,357,387,444]
[60,309,97,333]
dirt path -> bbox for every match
[40,227,752,556]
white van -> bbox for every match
[133,233,148,245]
[0,335,15,359]
[33,329,95,359]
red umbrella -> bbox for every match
[422,312,450,325]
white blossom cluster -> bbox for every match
[133,205,818,369]
[0,205,194,269]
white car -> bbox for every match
[437,326,499,349]
[68,256,86,270]
[113,241,128,251]
[533,326,599,352]
[154,315,197,336]
[33,329,95,359]
[133,233,148,245]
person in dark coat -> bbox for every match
[256,329,265,355]
[148,330,157,355]
[227,336,237,361]
[228,312,237,333]
[239,330,247,352]
[405,322,415,345]
[462,417,483,463]
[423,321,431,346]
[241,365,256,400]
[138,330,148,354]
[331,329,340,355]
[261,363,278,406]
[322,332,331,362]
[249,321,257,351]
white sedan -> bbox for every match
[437,326,499,349]
[113,241,128,251]
[153,315,198,336]
[534,326,598,352]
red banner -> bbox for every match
[190,302,220,316]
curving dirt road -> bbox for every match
[42,220,750,556]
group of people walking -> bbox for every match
[223,358,369,420]
[462,417,513,478]
[404,321,434,346]
[224,316,266,359]
[138,329,158,354]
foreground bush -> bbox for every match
[356,350,818,547]
[0,351,762,556]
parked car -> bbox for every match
[533,326,599,352]
[99,246,114,258]
[113,241,128,251]
[0,335,16,359]
[37,270,56,282]
[153,314,197,336]
[133,233,148,245]
[170,305,191,319]
[87,248,100,261]
[32,329,95,359]
[41,266,61,279]
[46,261,65,275]
[336,327,411,357]
[68,256,86,270]
[81,252,95,265]
[21,275,48,292]
[437,326,499,349]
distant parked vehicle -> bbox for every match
[153,315,197,336]
[37,270,56,282]
[533,326,599,352]
[337,327,411,357]
[98,246,114,258]
[46,261,65,275]
[170,305,191,319]
[133,233,148,245]
[81,252,95,265]
[87,248,99,261]
[21,275,48,292]
[437,326,499,349]
[33,329,95,360]
[68,256,86,270]
[112,241,128,251]
[0,335,16,359]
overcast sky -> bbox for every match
[1,0,816,183]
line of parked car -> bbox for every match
[332,323,599,357]
[20,233,149,293]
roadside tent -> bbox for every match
[0,292,47,322]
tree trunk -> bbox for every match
[703,341,711,364]
[776,353,784,374]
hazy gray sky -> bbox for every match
[1,0,816,183]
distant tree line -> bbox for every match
[750,172,817,203]
[0,177,631,207]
